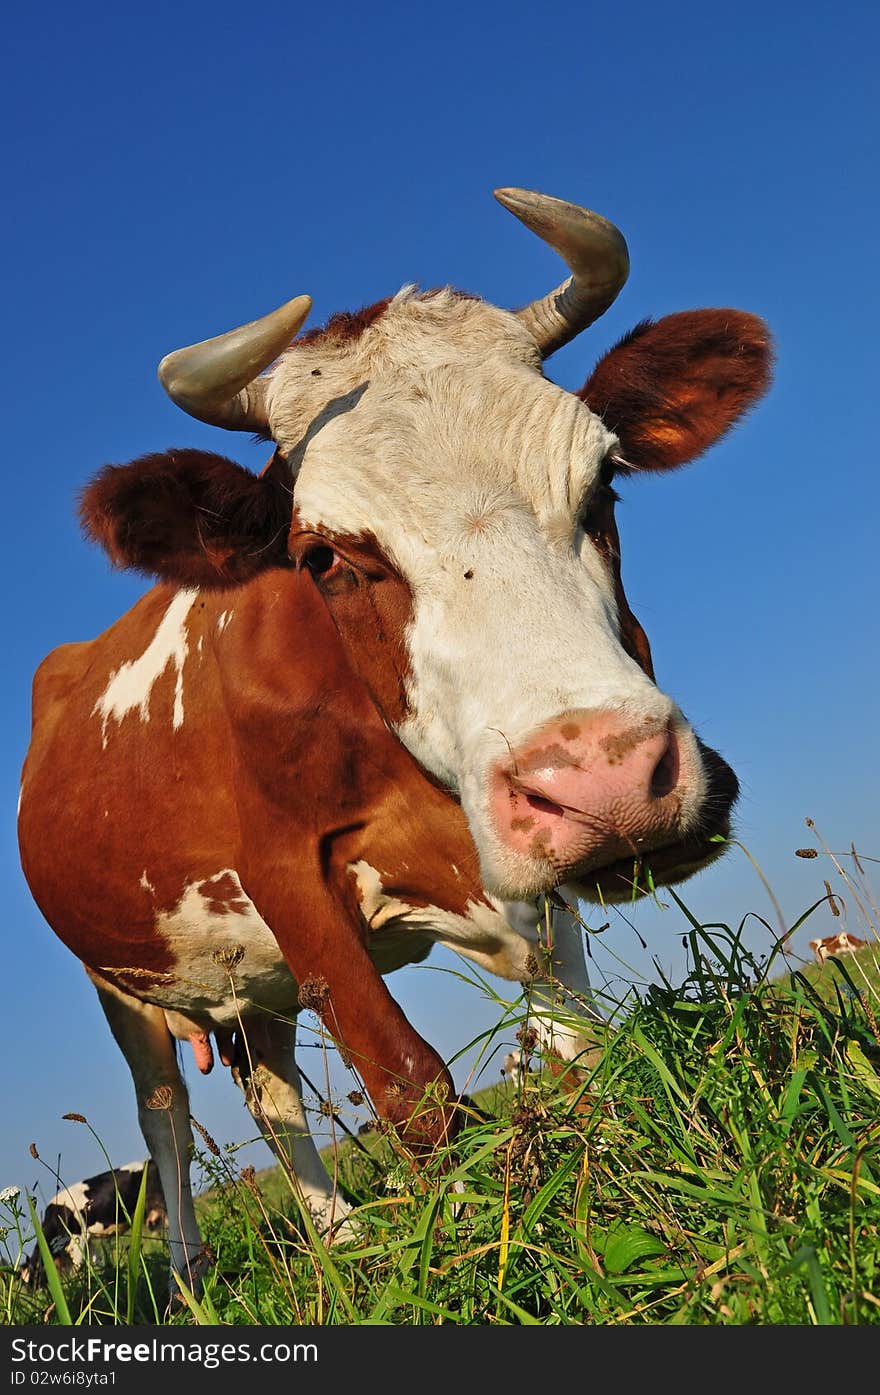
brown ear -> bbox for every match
[580,310,773,471]
[79,449,292,586]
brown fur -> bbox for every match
[19,573,489,1146]
[810,932,868,965]
[79,450,292,587]
[295,297,395,349]
[581,310,772,471]
[293,289,481,352]
[288,514,417,725]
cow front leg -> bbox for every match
[526,890,604,1068]
[229,1013,356,1241]
[239,874,457,1154]
[88,972,208,1295]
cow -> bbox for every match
[501,1051,534,1088]
[19,1161,165,1286]
[18,186,772,1291]
[810,932,868,965]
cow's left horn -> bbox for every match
[157,294,312,431]
[494,188,629,358]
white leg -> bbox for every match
[90,974,207,1292]
[527,887,603,1063]
[66,1232,87,1272]
[232,1014,355,1241]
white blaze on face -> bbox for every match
[92,589,198,747]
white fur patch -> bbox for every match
[92,590,198,747]
[45,1180,90,1215]
[351,862,599,1059]
[151,869,296,1024]
[349,859,542,980]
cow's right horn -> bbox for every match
[157,294,312,432]
[495,188,629,359]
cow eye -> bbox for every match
[580,465,620,547]
[303,543,340,576]
[581,462,619,527]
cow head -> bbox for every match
[81,188,771,904]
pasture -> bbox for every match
[4,847,878,1327]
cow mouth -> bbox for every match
[564,741,739,901]
[495,737,739,903]
[565,821,732,903]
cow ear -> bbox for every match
[79,449,292,586]
[580,310,773,471]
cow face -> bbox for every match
[274,290,754,904]
[81,190,771,904]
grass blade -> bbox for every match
[25,1195,72,1325]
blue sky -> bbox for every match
[3,0,878,1204]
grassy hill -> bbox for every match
[5,922,879,1327]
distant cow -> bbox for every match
[501,1051,535,1087]
[18,184,772,1289]
[810,932,868,965]
[20,1161,165,1285]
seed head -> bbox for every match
[298,976,330,1013]
[190,1116,221,1157]
[212,945,245,970]
[516,1025,539,1054]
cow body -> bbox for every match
[810,932,868,965]
[20,567,594,1278]
[18,187,772,1289]
[20,1162,165,1285]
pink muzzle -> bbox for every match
[490,710,689,874]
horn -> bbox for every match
[494,188,629,358]
[157,294,312,431]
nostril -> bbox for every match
[649,730,679,800]
[523,790,565,818]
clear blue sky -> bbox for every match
[3,0,878,1204]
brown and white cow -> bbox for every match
[810,932,868,965]
[18,187,771,1289]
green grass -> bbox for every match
[4,847,880,1326]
